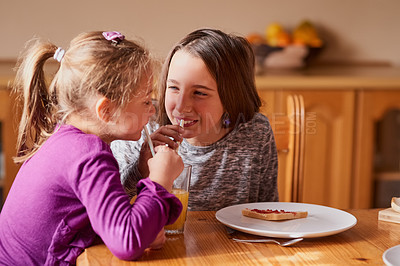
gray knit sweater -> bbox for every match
[111,113,278,211]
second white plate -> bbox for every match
[383,244,400,266]
[215,202,357,238]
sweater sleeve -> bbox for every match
[111,139,144,197]
[73,150,182,261]
[258,119,279,202]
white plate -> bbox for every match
[383,244,400,266]
[215,202,357,238]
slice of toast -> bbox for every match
[242,208,308,221]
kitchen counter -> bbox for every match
[256,64,400,89]
[2,61,400,89]
[0,60,400,90]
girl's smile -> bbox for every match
[175,118,198,128]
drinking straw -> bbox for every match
[144,125,155,157]
[175,119,184,152]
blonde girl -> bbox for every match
[0,31,183,264]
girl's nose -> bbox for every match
[175,92,192,113]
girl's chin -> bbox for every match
[122,132,142,141]
[182,132,196,139]
[181,128,201,139]
[131,135,141,141]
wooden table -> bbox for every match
[77,209,399,265]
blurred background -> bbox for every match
[1,0,400,65]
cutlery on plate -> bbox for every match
[232,237,303,247]
[225,226,303,247]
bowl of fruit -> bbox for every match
[247,20,324,73]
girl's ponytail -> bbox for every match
[13,39,58,163]
[13,31,153,163]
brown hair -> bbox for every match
[13,31,153,163]
[157,28,261,127]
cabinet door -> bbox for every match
[276,90,355,208]
[258,90,275,119]
[353,90,400,208]
[0,89,20,202]
[258,90,294,201]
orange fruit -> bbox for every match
[246,33,265,45]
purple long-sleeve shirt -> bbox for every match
[0,124,182,265]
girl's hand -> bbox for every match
[147,145,184,192]
[138,125,183,177]
[148,228,166,250]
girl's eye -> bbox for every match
[168,86,179,91]
[194,91,207,96]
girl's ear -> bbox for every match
[95,96,113,122]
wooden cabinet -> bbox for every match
[0,61,55,203]
[353,90,400,208]
[259,89,356,208]
[286,90,355,208]
[0,88,20,203]
[256,65,400,209]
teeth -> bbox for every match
[178,119,194,126]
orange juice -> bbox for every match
[165,188,189,233]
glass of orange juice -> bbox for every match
[165,165,191,234]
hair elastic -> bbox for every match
[102,31,125,45]
[54,47,65,62]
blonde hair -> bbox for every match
[13,31,154,163]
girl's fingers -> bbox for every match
[152,139,178,149]
[157,125,184,137]
[153,145,180,156]
[149,229,166,250]
[153,145,170,153]
[155,125,183,140]
[151,125,183,149]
